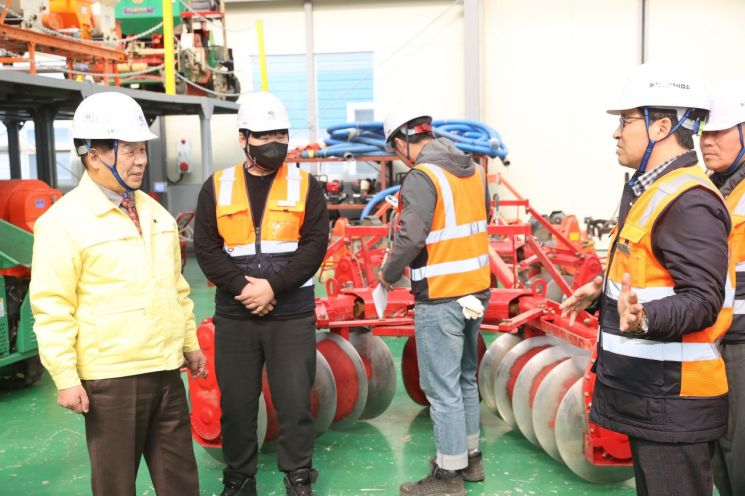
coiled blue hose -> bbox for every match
[360,186,401,219]
[300,120,509,162]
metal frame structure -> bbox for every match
[0,71,238,188]
[0,22,126,82]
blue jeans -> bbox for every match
[415,300,482,471]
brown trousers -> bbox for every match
[81,369,199,496]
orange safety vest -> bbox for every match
[724,178,745,338]
[601,165,734,398]
[403,162,490,300]
[213,163,312,289]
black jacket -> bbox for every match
[590,152,731,443]
[712,163,745,344]
[193,165,329,320]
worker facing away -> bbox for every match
[378,105,491,496]
[700,80,745,496]
[193,91,329,496]
[561,63,732,496]
[29,91,205,496]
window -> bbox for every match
[251,51,374,143]
[316,52,374,130]
[346,102,375,123]
[0,121,79,185]
[251,54,309,143]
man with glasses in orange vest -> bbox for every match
[561,64,733,496]
[701,81,745,496]
[193,92,329,496]
[378,106,491,496]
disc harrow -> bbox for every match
[188,174,632,483]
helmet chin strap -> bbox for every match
[631,107,693,185]
[722,123,745,176]
[86,140,133,197]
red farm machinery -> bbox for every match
[187,171,633,484]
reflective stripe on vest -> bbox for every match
[603,165,733,398]
[225,240,300,256]
[411,254,490,282]
[604,280,676,303]
[217,166,236,207]
[601,331,721,362]
[726,181,745,335]
[427,219,488,244]
[406,163,490,298]
[214,164,308,258]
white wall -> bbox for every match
[164,0,745,220]
[163,0,467,206]
[483,0,745,223]
[646,0,745,81]
[482,0,638,223]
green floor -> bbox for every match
[0,261,637,495]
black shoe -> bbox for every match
[221,471,257,496]
[462,451,484,482]
[284,468,319,496]
[400,466,465,496]
[428,451,485,482]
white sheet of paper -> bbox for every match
[373,284,388,319]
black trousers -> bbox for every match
[629,436,715,496]
[713,343,745,496]
[81,369,199,496]
[214,314,316,478]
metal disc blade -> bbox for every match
[401,335,429,406]
[205,392,267,461]
[350,328,396,420]
[545,275,574,303]
[513,345,577,445]
[316,332,368,430]
[533,354,588,461]
[478,333,522,416]
[257,391,267,450]
[311,350,337,436]
[555,380,634,483]
[202,447,225,462]
[494,335,560,429]
[260,371,280,452]
[263,351,335,452]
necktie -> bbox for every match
[121,196,142,235]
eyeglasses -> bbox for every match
[618,115,644,129]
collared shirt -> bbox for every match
[630,154,682,197]
[95,183,131,213]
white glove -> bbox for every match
[457,295,484,320]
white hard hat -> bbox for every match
[607,63,710,119]
[383,105,432,143]
[705,80,745,131]
[72,92,157,143]
[237,92,291,132]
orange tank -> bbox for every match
[44,0,95,39]
[0,180,62,233]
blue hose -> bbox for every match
[360,186,401,219]
[300,119,509,162]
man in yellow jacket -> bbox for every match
[701,81,745,496]
[29,92,206,496]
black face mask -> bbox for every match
[247,141,288,172]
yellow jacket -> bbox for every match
[30,172,199,390]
